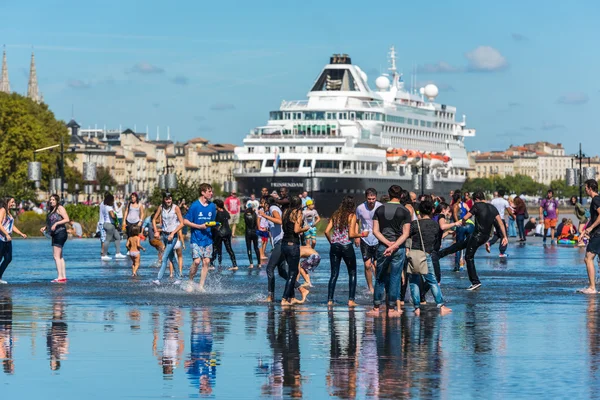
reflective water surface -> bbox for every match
[1,238,599,398]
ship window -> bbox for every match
[266,160,274,167]
[265,147,271,153]
[248,147,254,153]
[407,118,412,125]
[311,68,358,91]
[413,119,419,126]
[279,146,285,153]
[355,112,364,120]
[315,160,339,169]
[420,120,426,127]
[335,147,342,154]
[307,146,314,153]
[317,147,324,154]
[289,146,296,153]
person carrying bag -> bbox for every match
[407,199,452,316]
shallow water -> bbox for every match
[1,237,599,398]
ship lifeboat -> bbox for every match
[405,149,422,165]
[386,148,407,163]
[430,153,451,168]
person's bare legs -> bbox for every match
[53,247,65,280]
[198,257,210,290]
[364,260,375,294]
[582,252,598,293]
[132,255,140,276]
[299,268,311,287]
[169,260,174,278]
[176,248,183,277]
[298,286,309,303]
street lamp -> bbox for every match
[567,143,595,204]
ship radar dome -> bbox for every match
[375,76,390,90]
[424,84,439,100]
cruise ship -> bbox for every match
[234,47,475,215]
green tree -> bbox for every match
[95,166,117,190]
[0,92,72,195]
[149,175,201,207]
[549,179,578,198]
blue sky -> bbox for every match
[1,0,598,154]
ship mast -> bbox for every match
[388,46,400,90]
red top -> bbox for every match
[224,196,241,214]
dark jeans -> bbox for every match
[328,243,357,302]
[516,214,526,240]
[374,245,405,308]
[440,233,488,285]
[422,250,441,298]
[281,243,300,301]
[455,224,474,267]
[212,234,237,266]
[245,231,260,265]
[0,241,13,280]
[489,221,508,255]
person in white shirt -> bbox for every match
[354,188,382,294]
[487,190,514,257]
[100,193,126,261]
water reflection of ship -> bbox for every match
[46,297,68,371]
[0,294,14,374]
[186,308,217,395]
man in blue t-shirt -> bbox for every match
[184,183,217,290]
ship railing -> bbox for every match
[280,100,309,109]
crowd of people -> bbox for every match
[0,179,599,314]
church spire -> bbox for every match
[27,51,40,103]
[0,46,9,94]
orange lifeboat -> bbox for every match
[386,148,407,163]
[430,153,451,168]
[405,149,422,165]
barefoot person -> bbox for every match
[407,200,452,316]
[324,195,365,307]
[259,197,308,303]
[355,188,381,294]
[40,194,70,283]
[152,192,185,285]
[224,191,241,238]
[368,185,411,317]
[578,179,600,294]
[439,191,508,291]
[243,204,260,269]
[126,225,145,277]
[184,183,217,291]
[280,196,310,306]
[0,197,27,284]
[298,245,321,288]
[540,189,559,244]
[123,192,145,238]
[211,199,238,271]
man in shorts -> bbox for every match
[302,200,320,248]
[540,189,559,244]
[184,183,217,291]
[355,188,381,294]
[579,179,600,294]
[224,191,241,237]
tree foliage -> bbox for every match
[96,166,117,190]
[148,175,202,207]
[0,92,72,197]
[462,174,548,196]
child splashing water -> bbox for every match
[126,225,145,277]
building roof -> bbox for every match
[66,119,81,129]
[187,137,209,144]
[207,143,236,152]
[134,151,147,157]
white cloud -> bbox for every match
[465,46,508,72]
[557,92,589,105]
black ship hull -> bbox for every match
[235,174,464,217]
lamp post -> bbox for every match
[570,143,593,204]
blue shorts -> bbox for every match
[191,243,213,260]
[304,227,317,240]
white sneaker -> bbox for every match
[152,280,160,286]
[174,279,182,285]
[101,255,112,261]
[0,280,7,284]
[115,253,127,259]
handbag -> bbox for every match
[406,219,429,275]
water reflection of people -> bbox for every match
[0,294,14,374]
[153,308,184,378]
[327,310,358,399]
[46,298,69,371]
[185,308,217,395]
[262,308,302,398]
[587,297,600,397]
